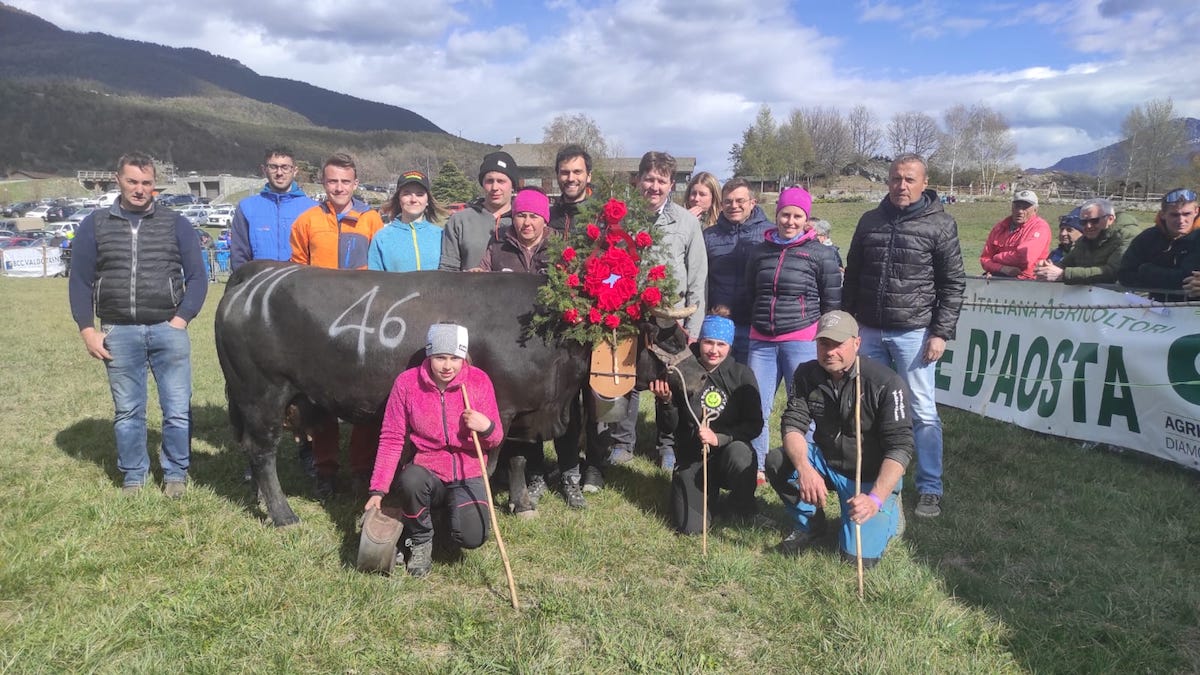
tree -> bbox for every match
[887,111,940,159]
[542,113,613,164]
[799,106,852,179]
[935,104,975,195]
[430,160,476,204]
[971,105,1017,196]
[777,109,816,185]
[1121,98,1187,197]
[847,104,882,163]
[729,104,785,179]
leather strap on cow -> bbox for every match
[589,337,636,398]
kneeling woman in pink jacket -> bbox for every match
[363,323,504,577]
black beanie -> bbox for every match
[478,151,518,185]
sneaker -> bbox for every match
[776,511,827,557]
[581,465,605,493]
[561,474,586,509]
[607,447,635,466]
[527,474,548,504]
[405,540,433,578]
[659,451,676,472]
[914,493,941,518]
[163,480,186,500]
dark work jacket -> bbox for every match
[782,356,913,482]
[842,190,966,340]
[1118,225,1200,301]
[658,345,762,465]
[703,205,772,325]
[745,229,842,336]
[549,194,595,236]
[478,227,553,275]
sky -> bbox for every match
[12,0,1200,176]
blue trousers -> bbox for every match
[748,338,816,470]
[765,444,901,559]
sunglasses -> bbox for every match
[1164,189,1197,204]
[1080,216,1107,226]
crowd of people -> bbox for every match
[69,145,1200,578]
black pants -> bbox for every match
[670,440,757,535]
[396,464,489,548]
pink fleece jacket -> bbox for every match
[369,359,505,491]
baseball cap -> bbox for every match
[1012,190,1038,206]
[396,170,430,192]
[815,311,859,343]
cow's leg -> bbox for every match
[236,399,300,527]
[248,445,298,527]
[507,454,537,519]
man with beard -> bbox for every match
[549,144,593,235]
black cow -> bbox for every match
[215,261,709,527]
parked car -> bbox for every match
[48,222,77,237]
[44,205,78,222]
[2,202,35,217]
[179,206,211,225]
[0,237,40,249]
[96,191,122,208]
[21,229,54,241]
[206,204,236,226]
[24,205,52,221]
[158,194,198,207]
[67,207,95,224]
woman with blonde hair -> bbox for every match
[369,170,449,272]
[684,171,722,227]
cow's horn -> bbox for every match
[649,305,696,320]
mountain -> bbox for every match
[1032,118,1200,175]
[0,4,443,134]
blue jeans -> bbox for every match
[104,322,193,486]
[731,323,751,366]
[748,338,816,470]
[858,326,943,495]
[765,444,902,559]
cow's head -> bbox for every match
[635,305,710,399]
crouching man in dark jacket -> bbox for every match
[766,311,913,569]
[651,314,762,535]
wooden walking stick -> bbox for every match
[461,385,520,610]
[701,409,717,556]
[854,355,865,599]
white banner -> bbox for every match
[939,277,1200,471]
[1,246,65,277]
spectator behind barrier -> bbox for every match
[1120,188,1200,301]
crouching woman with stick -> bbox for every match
[363,323,504,578]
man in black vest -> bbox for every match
[69,152,208,497]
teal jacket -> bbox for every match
[367,217,443,272]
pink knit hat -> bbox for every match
[777,186,812,217]
[512,188,550,222]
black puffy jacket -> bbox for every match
[842,191,965,340]
[745,230,841,336]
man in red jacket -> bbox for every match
[980,190,1051,279]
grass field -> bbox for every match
[1,202,1197,673]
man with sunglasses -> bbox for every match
[1119,188,1200,301]
[1035,198,1138,284]
[229,146,316,271]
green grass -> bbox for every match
[1,221,1198,672]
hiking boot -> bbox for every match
[121,483,143,495]
[914,493,941,518]
[776,511,827,557]
[163,480,186,499]
[405,540,433,578]
[607,446,635,466]
[581,465,605,493]
[561,473,586,509]
[659,451,676,472]
[507,456,538,518]
[315,475,338,500]
[527,474,548,505]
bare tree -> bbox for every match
[1121,98,1187,197]
[847,104,882,162]
[935,104,975,195]
[777,108,816,185]
[971,105,1017,196]
[799,106,852,179]
[887,111,940,159]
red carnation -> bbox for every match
[604,313,621,329]
[567,273,580,287]
[562,247,577,262]
[606,227,626,246]
[642,286,663,306]
[586,223,601,240]
[563,308,580,324]
[588,307,603,324]
[602,199,628,227]
[635,231,653,248]
[625,303,642,320]
[648,265,667,281]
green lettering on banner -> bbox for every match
[1167,333,1200,405]
[1038,339,1073,418]
[962,329,988,397]
[935,349,953,391]
[1070,342,1099,423]
[989,333,1021,406]
[1098,346,1139,432]
[1017,337,1050,412]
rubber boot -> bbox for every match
[507,456,538,519]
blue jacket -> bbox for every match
[229,182,316,270]
[703,205,772,325]
[368,217,444,272]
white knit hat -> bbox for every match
[425,324,469,358]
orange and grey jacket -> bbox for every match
[290,197,385,269]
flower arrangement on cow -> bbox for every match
[534,195,676,347]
